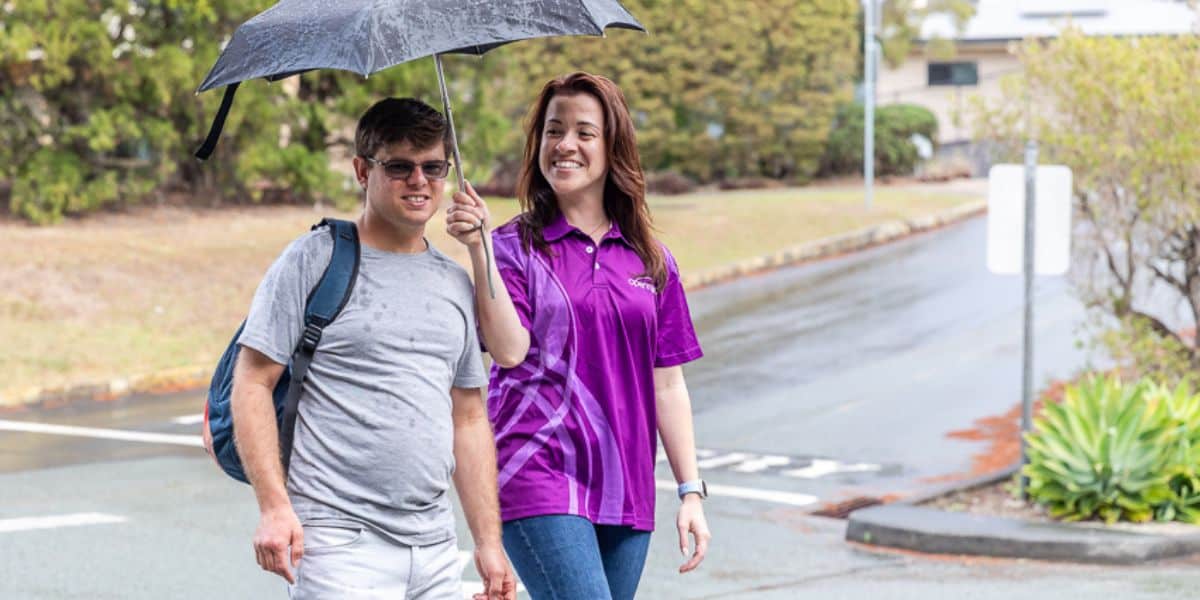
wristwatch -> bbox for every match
[677,479,708,500]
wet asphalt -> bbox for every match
[6,215,1199,599]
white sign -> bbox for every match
[986,164,1073,276]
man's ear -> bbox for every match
[352,155,369,189]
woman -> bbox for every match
[447,72,710,599]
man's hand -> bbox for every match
[677,496,711,573]
[446,181,491,249]
[472,542,517,600]
[253,505,304,584]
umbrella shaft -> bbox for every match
[434,53,494,299]
[434,54,466,192]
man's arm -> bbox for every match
[450,386,516,600]
[231,346,304,584]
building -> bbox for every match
[877,0,1198,150]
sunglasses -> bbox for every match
[361,156,452,180]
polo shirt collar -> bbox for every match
[543,213,575,242]
[543,213,633,247]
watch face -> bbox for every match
[700,480,708,498]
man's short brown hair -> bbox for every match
[355,97,453,159]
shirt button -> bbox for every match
[594,263,600,270]
[585,246,594,254]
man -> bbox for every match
[231,97,515,599]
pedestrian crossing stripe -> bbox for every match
[657,448,888,480]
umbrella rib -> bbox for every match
[365,2,379,75]
[577,0,606,36]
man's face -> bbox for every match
[354,140,447,231]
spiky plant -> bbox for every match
[1023,375,1174,524]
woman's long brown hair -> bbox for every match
[515,72,666,289]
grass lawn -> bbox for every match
[1,180,982,397]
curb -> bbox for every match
[0,366,210,412]
[2,199,987,412]
[681,199,986,290]
[845,465,1200,564]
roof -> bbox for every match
[920,0,1198,42]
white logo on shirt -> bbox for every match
[627,277,656,293]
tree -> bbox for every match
[0,0,343,224]
[503,0,860,182]
[1,0,864,222]
[971,31,1200,382]
[878,0,976,69]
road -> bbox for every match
[5,215,1199,599]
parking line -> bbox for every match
[655,479,818,507]
[0,419,203,448]
[171,414,206,426]
[0,513,127,533]
[0,420,821,508]
[696,452,751,469]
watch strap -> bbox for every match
[678,479,707,500]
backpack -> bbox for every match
[202,218,360,483]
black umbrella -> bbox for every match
[195,0,646,295]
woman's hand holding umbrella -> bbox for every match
[446,181,491,247]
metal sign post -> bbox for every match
[986,156,1073,499]
[1020,141,1037,499]
[863,0,878,210]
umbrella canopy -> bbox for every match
[195,0,645,296]
[197,0,643,93]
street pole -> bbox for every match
[1019,139,1037,499]
[863,0,877,211]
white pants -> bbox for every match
[288,522,461,600]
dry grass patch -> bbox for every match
[1,181,981,396]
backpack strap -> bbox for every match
[278,218,360,473]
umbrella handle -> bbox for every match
[435,54,496,299]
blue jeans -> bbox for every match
[502,515,652,600]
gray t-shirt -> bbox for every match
[238,226,486,546]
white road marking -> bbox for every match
[171,414,205,426]
[0,513,127,533]
[655,479,818,507]
[730,455,791,473]
[0,419,203,448]
[782,459,882,479]
[696,452,750,469]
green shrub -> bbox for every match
[1152,381,1200,523]
[819,102,938,177]
[1023,375,1200,524]
[1023,375,1174,523]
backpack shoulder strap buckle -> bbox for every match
[300,322,323,354]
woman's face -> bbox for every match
[538,92,608,204]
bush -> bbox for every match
[971,33,1200,383]
[716,177,786,191]
[917,155,974,182]
[474,160,521,199]
[819,103,938,177]
[645,171,697,195]
[1023,374,1200,524]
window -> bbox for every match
[928,61,979,86]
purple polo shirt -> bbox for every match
[486,214,703,531]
